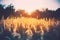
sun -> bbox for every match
[25,9,34,15]
[15,7,33,15]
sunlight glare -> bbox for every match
[26,9,33,15]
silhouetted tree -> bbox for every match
[4,4,15,19]
[0,4,5,20]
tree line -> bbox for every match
[0,4,60,20]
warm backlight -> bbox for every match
[2,17,57,36]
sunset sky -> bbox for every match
[0,0,60,12]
